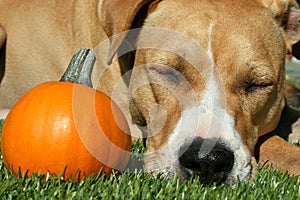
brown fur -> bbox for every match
[1,0,300,180]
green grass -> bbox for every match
[0,119,299,199]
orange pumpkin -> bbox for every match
[1,49,131,179]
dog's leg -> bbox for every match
[256,103,300,175]
[256,133,300,175]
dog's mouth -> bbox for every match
[144,135,253,186]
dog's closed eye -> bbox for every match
[244,81,273,93]
[237,63,276,94]
[147,65,183,84]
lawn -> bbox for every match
[0,119,299,200]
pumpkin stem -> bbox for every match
[60,48,96,88]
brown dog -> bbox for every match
[1,0,300,184]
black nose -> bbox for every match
[178,137,234,184]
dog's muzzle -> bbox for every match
[178,137,234,184]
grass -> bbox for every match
[0,119,299,199]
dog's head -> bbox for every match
[101,0,300,184]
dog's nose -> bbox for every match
[178,137,234,184]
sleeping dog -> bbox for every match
[1,0,300,184]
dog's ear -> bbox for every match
[256,0,300,54]
[101,0,161,64]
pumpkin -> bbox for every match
[1,48,132,179]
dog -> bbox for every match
[1,0,300,185]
